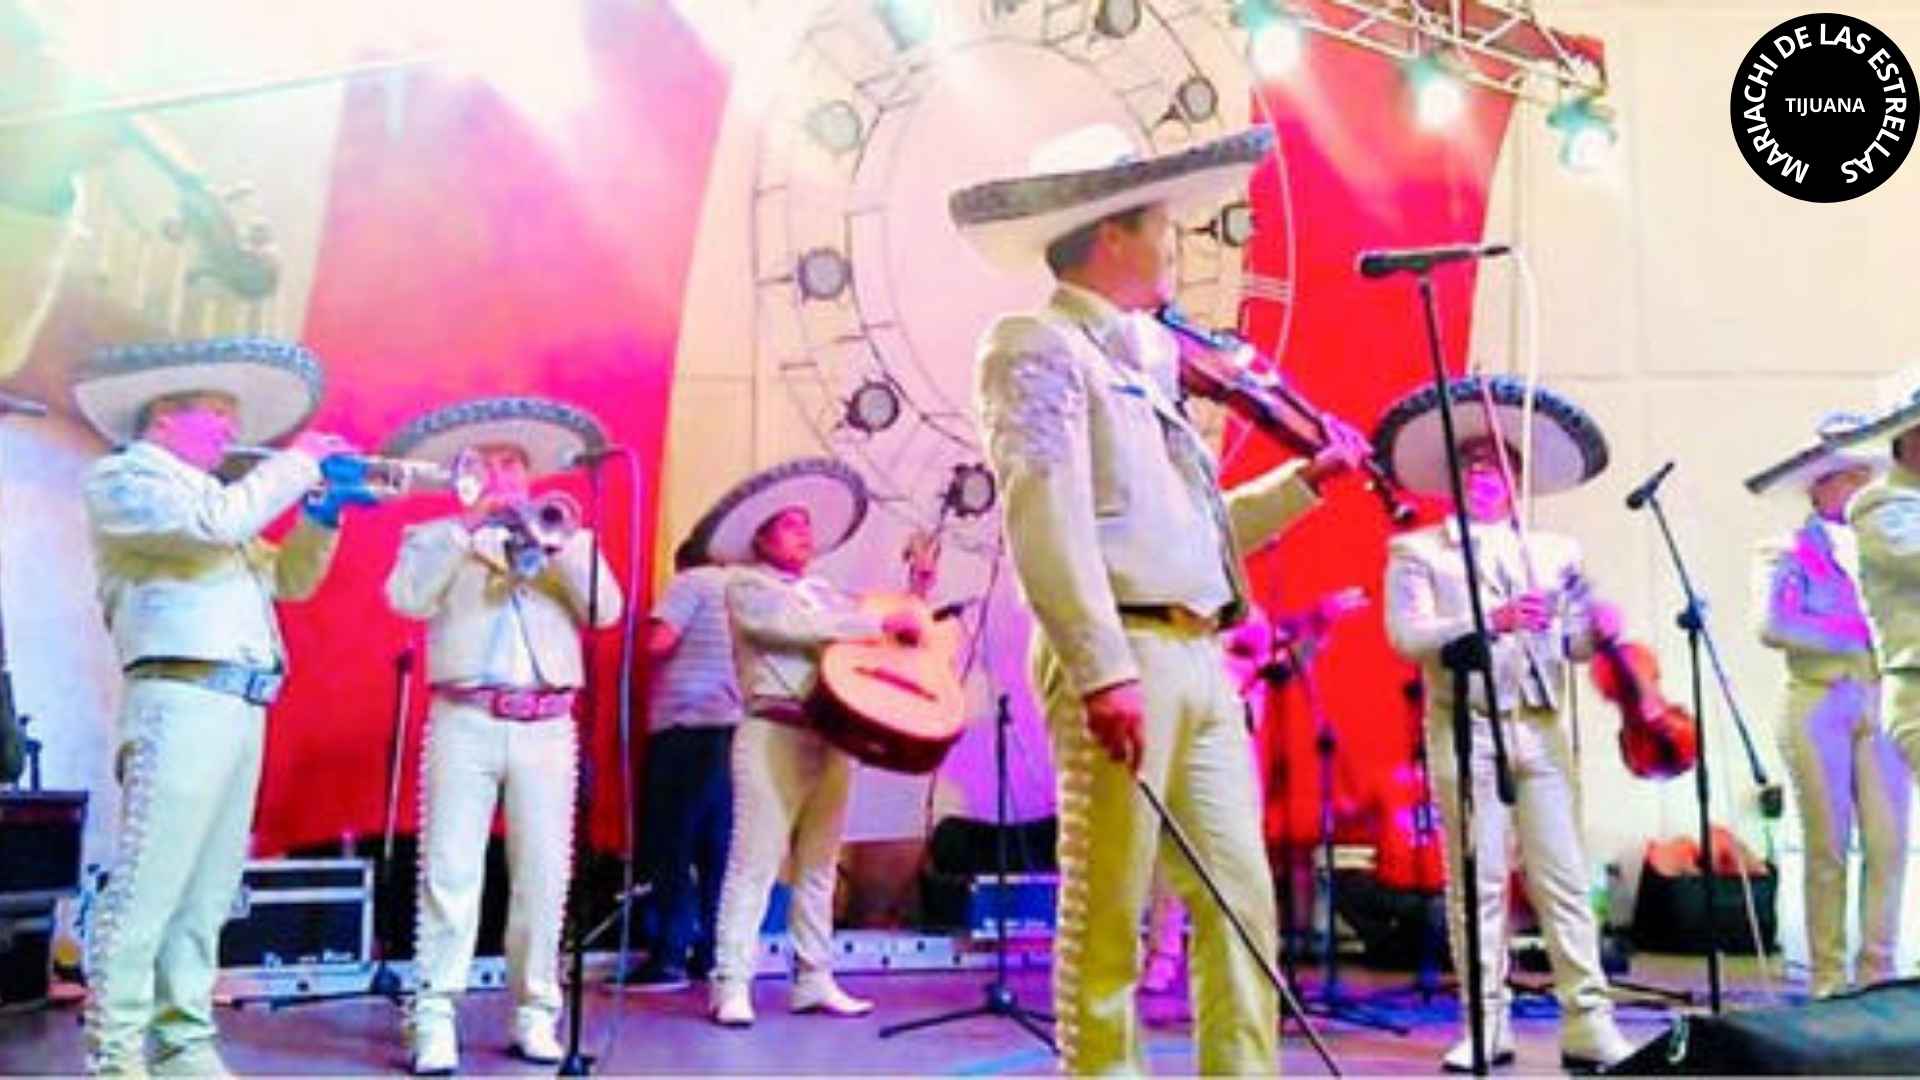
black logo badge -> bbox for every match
[1730,13,1912,202]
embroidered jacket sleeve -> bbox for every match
[976,314,1138,697]
[1383,533,1474,661]
[386,519,475,620]
[534,528,624,629]
[86,447,321,558]
[725,571,881,650]
[1753,535,1872,655]
[1225,459,1321,554]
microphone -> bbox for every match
[1625,460,1676,511]
[570,446,627,467]
[0,390,49,417]
[1356,242,1512,279]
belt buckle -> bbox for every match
[497,690,536,720]
[244,670,284,706]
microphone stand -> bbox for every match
[1409,266,1518,1076]
[560,457,608,1076]
[1262,624,1406,1036]
[880,694,1055,1049]
[1629,476,1760,1016]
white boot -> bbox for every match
[409,1011,459,1077]
[1442,1010,1514,1073]
[711,980,756,1027]
[510,1008,564,1065]
[1560,1008,1636,1072]
[790,972,873,1017]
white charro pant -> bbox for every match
[711,718,853,989]
[1777,674,1909,997]
[85,680,265,1074]
[1425,705,1611,1025]
[1036,616,1278,1076]
[412,700,576,1026]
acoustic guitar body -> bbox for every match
[811,593,966,774]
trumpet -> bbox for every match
[483,492,582,576]
[224,446,452,497]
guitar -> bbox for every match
[810,531,967,774]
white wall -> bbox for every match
[1473,1,1920,964]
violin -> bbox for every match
[1154,306,1416,525]
[1567,574,1699,780]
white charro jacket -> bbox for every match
[974,284,1318,697]
[724,563,881,714]
[1753,516,1877,684]
[1849,463,1920,673]
[84,440,336,671]
[386,517,623,689]
[1385,521,1597,716]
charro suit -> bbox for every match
[1383,522,1617,1038]
[977,283,1317,1074]
[82,440,337,1074]
[709,565,881,995]
[1850,462,1920,780]
[386,518,621,1037]
[1754,516,1908,997]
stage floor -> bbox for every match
[1,953,1791,1075]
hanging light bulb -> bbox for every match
[1408,55,1466,130]
[1548,96,1618,172]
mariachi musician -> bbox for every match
[688,458,927,1028]
[1376,377,1634,1072]
[75,339,356,1077]
[382,396,623,1074]
[1749,413,1909,999]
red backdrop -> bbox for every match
[250,11,1516,863]
[254,0,726,856]
[1233,45,1514,851]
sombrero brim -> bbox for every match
[382,396,607,477]
[1372,377,1609,497]
[685,457,867,567]
[1744,442,1888,496]
[949,128,1273,271]
[73,338,323,446]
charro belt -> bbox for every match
[124,658,287,706]
[434,683,577,721]
[1117,604,1221,636]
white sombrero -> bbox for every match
[1742,411,1890,496]
[382,395,607,477]
[1372,376,1610,498]
[72,337,324,446]
[949,125,1274,271]
[683,457,868,567]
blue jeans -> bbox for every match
[640,725,735,971]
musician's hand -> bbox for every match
[881,611,923,647]
[1588,600,1623,643]
[1491,593,1553,634]
[1083,680,1146,772]
[290,431,355,462]
[1302,416,1375,488]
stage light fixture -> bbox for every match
[846,379,903,434]
[796,247,852,301]
[1547,96,1617,172]
[1209,201,1255,247]
[875,0,935,52]
[1247,18,1303,78]
[944,462,998,518]
[1408,55,1466,130]
[1169,75,1219,125]
[1094,0,1142,39]
[805,100,864,155]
